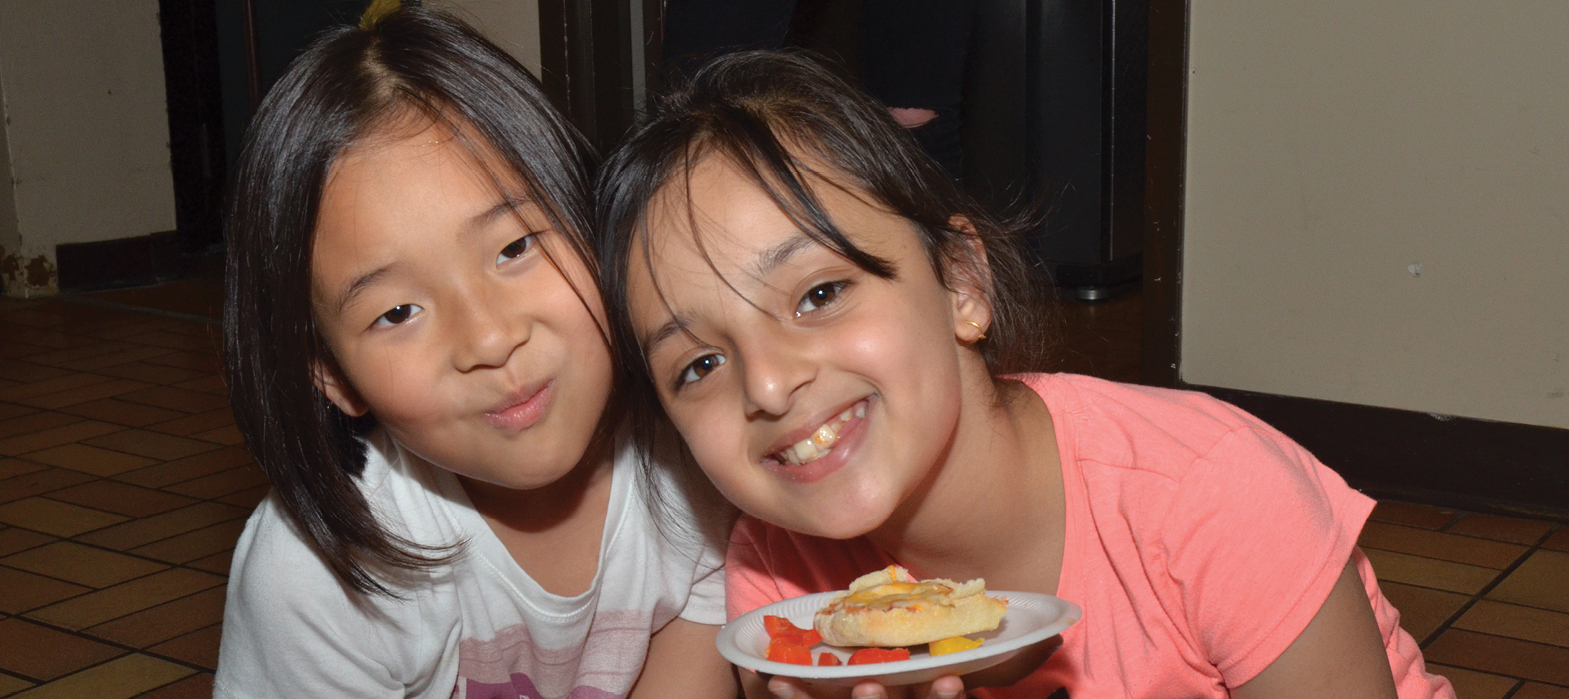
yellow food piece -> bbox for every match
[928,636,984,656]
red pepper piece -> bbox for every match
[766,638,813,665]
[817,652,842,666]
[846,647,912,665]
[763,615,822,646]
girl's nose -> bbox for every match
[738,334,813,417]
[450,285,530,370]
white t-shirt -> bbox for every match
[214,430,727,699]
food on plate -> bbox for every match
[847,647,912,665]
[817,652,841,666]
[928,635,985,656]
[764,616,820,665]
[815,566,1006,648]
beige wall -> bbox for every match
[444,0,543,78]
[0,0,178,296]
[1181,1,1569,429]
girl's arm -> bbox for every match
[630,618,738,699]
[1232,560,1399,699]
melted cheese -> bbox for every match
[838,582,954,611]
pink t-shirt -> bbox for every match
[727,373,1453,698]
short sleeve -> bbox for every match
[214,500,419,699]
[678,543,729,626]
[1160,426,1375,687]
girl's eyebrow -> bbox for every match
[749,232,815,280]
[332,265,393,317]
[468,195,532,233]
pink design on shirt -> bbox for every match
[453,610,651,699]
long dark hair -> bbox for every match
[223,4,597,596]
[597,51,1056,477]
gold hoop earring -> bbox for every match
[967,321,987,340]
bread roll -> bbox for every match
[813,565,1006,647]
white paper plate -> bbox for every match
[717,591,1081,687]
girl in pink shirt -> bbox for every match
[597,51,1454,699]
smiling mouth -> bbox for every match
[773,401,868,466]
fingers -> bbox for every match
[762,674,966,699]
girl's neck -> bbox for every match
[458,440,617,597]
[867,372,1067,594]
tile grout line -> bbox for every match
[1418,523,1561,649]
[1498,679,1526,699]
[54,295,221,327]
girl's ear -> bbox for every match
[312,358,370,417]
[946,215,994,344]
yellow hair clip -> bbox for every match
[360,0,404,31]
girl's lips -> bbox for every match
[761,398,871,484]
[484,381,554,430]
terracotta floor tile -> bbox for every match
[135,672,213,699]
[51,346,177,372]
[0,341,51,361]
[0,400,39,421]
[25,568,224,630]
[1358,521,1528,569]
[1514,684,1569,699]
[44,481,197,518]
[90,361,207,386]
[1363,547,1502,594]
[1425,628,1569,685]
[1423,664,1519,699]
[84,586,226,648]
[0,420,123,457]
[0,360,73,385]
[1488,550,1569,614]
[0,541,166,588]
[0,528,55,557]
[121,331,215,354]
[1369,501,1461,530]
[110,447,253,489]
[18,343,137,369]
[1542,527,1569,553]
[191,424,244,446]
[0,617,124,681]
[0,377,19,390]
[1445,514,1557,545]
[1378,581,1470,641]
[0,412,80,441]
[0,326,93,351]
[56,399,184,428]
[78,317,185,340]
[146,408,232,438]
[164,465,268,499]
[140,352,222,374]
[0,567,90,614]
[13,379,157,411]
[130,520,246,564]
[0,673,34,695]
[215,484,269,509]
[74,502,250,551]
[80,430,217,462]
[0,498,127,537]
[0,374,114,403]
[0,468,96,505]
[171,375,226,395]
[21,444,157,477]
[1455,599,1569,648]
[146,624,221,670]
[185,549,233,575]
[113,386,227,414]
[0,457,48,480]
[9,652,194,699]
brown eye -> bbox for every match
[796,282,846,316]
[497,235,535,264]
[374,304,421,327]
[678,353,726,387]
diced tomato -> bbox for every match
[766,638,813,665]
[762,615,822,646]
[817,652,841,666]
[846,647,912,665]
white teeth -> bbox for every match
[777,403,864,466]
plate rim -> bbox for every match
[716,590,1081,681]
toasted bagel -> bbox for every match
[813,565,1007,647]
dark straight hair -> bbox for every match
[597,51,1057,474]
[223,4,597,596]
